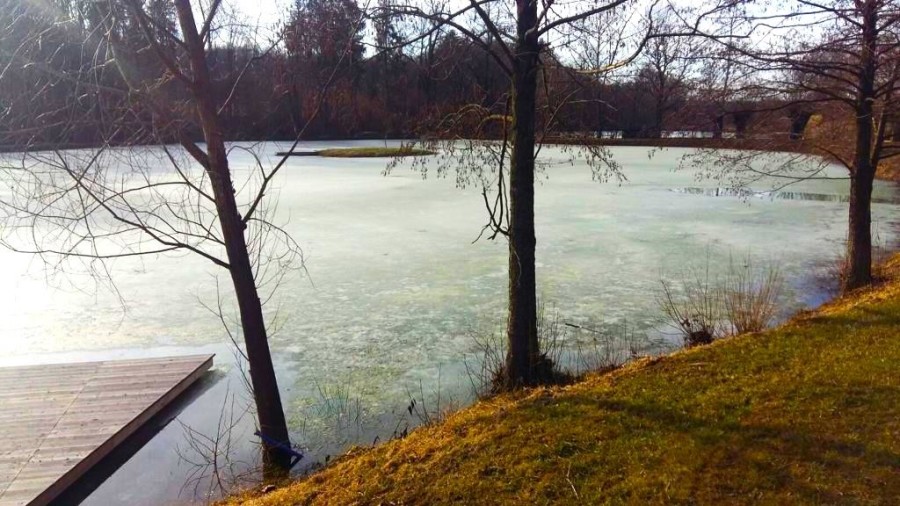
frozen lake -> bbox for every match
[1,141,898,503]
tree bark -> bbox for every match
[733,111,752,139]
[844,0,878,291]
[653,105,665,139]
[846,169,874,290]
[712,114,724,139]
[174,0,292,472]
[504,0,541,388]
[788,111,812,140]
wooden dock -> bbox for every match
[0,355,214,506]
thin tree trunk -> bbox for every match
[504,0,541,388]
[712,114,724,139]
[733,111,751,139]
[174,0,292,472]
[845,0,878,291]
[654,99,665,139]
[788,111,812,140]
[595,87,604,137]
[653,77,666,139]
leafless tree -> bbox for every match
[633,8,697,137]
[0,0,308,472]
[689,7,754,138]
[691,0,900,290]
[375,0,737,389]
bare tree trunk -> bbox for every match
[846,169,874,290]
[788,111,812,140]
[712,114,724,139]
[652,76,666,139]
[733,111,752,139]
[504,0,541,388]
[845,0,878,291]
[174,0,292,472]
[653,100,665,139]
[595,86,605,137]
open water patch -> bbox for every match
[672,187,900,205]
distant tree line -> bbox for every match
[1,0,817,148]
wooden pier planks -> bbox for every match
[0,355,214,506]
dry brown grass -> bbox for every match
[224,257,900,506]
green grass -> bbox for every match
[315,147,435,158]
[229,259,900,505]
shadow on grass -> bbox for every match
[565,394,900,502]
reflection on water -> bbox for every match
[672,186,900,205]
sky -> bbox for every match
[222,0,792,59]
[232,0,290,28]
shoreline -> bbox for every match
[7,138,900,182]
[224,254,900,504]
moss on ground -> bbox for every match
[316,147,435,158]
[229,257,900,505]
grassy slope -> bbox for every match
[233,260,900,505]
[316,147,435,158]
